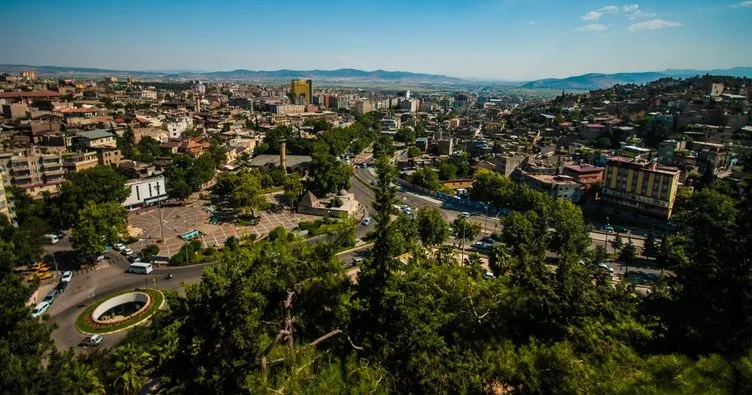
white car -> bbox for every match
[61,271,73,283]
[361,217,372,226]
[483,271,497,280]
[459,212,470,218]
[81,335,103,347]
[598,263,615,273]
[113,243,125,251]
[121,247,134,256]
[31,301,50,318]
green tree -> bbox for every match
[394,127,416,144]
[410,167,442,191]
[407,145,421,158]
[643,231,659,259]
[283,173,304,206]
[438,162,458,181]
[70,201,128,257]
[610,233,624,250]
[451,216,481,243]
[106,343,152,395]
[230,171,268,217]
[416,207,450,246]
[309,143,352,194]
[53,166,129,228]
[620,240,637,273]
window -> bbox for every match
[135,185,140,200]
[148,183,153,197]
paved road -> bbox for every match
[47,251,210,351]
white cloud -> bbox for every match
[629,10,657,19]
[731,1,752,7]
[623,4,640,13]
[576,24,609,31]
[581,11,603,20]
[527,20,537,25]
[628,19,682,31]
[581,5,620,20]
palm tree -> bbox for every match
[107,343,153,395]
[68,361,105,395]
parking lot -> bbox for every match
[128,201,316,256]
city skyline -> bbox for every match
[1,0,751,80]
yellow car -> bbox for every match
[27,271,53,282]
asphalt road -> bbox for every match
[47,251,211,351]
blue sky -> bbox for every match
[0,0,750,80]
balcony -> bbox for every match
[44,169,65,177]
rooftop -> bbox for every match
[78,129,115,140]
[248,154,312,168]
[0,90,61,98]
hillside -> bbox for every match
[522,67,752,90]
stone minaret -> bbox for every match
[279,138,287,174]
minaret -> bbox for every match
[279,138,287,174]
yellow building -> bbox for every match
[290,79,312,104]
[602,156,680,219]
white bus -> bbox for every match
[127,262,153,274]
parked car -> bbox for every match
[113,243,125,251]
[459,212,470,218]
[80,335,103,347]
[483,271,497,280]
[597,263,614,273]
[61,271,73,283]
[121,248,133,256]
[31,301,50,318]
[615,226,629,233]
[42,289,59,305]
[601,225,615,233]
[473,241,493,251]
[56,281,69,293]
[28,271,52,281]
[481,236,496,244]
[361,217,372,226]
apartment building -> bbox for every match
[0,169,14,220]
[3,149,65,196]
[76,129,117,148]
[63,151,99,173]
[97,147,123,167]
[562,164,604,187]
[516,170,583,202]
[602,156,680,219]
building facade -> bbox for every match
[562,164,604,187]
[290,79,313,105]
[122,176,169,210]
[516,170,583,202]
[0,170,13,220]
[63,152,99,173]
[602,156,680,219]
[4,149,65,196]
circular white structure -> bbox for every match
[91,292,151,325]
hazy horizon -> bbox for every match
[1,0,751,80]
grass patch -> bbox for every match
[75,288,164,335]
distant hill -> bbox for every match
[522,67,752,90]
[0,64,465,84]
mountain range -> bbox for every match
[521,67,752,90]
[0,64,465,84]
[1,64,751,89]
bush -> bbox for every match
[141,244,160,261]
[268,226,287,241]
[328,196,344,208]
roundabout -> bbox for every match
[75,288,164,335]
